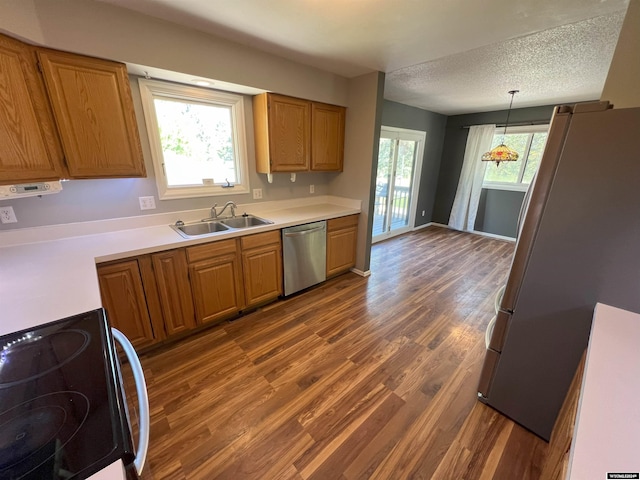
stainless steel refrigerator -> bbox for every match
[477,101,640,441]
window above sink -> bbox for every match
[138,79,250,200]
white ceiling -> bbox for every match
[102,0,629,115]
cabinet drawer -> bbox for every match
[327,214,359,232]
[240,230,281,250]
[186,238,238,263]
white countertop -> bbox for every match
[567,303,640,479]
[0,195,360,336]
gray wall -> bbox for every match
[475,189,525,238]
[432,105,557,236]
[380,100,447,226]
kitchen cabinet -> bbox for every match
[0,32,145,185]
[326,214,359,277]
[37,49,146,178]
[186,239,245,325]
[97,259,161,350]
[151,249,196,336]
[241,230,283,307]
[253,92,345,174]
[311,102,345,172]
[0,33,66,184]
[254,93,310,173]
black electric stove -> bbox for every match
[0,309,135,479]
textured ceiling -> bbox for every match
[101,0,629,115]
[386,12,626,114]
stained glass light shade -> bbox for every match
[481,143,519,165]
[482,90,520,166]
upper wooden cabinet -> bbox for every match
[253,92,345,174]
[254,93,310,173]
[0,34,66,184]
[0,33,145,184]
[311,102,345,172]
[37,49,145,178]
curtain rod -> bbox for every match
[460,120,550,129]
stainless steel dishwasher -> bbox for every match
[282,221,326,296]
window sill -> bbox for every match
[482,183,529,193]
[159,185,249,200]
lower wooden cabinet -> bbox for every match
[97,259,161,350]
[151,249,196,335]
[186,239,244,325]
[241,231,283,307]
[326,214,359,277]
[97,220,347,350]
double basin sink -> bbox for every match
[171,214,273,238]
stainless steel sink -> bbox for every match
[170,214,273,238]
[172,221,229,238]
[219,215,273,229]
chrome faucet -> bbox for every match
[214,201,237,219]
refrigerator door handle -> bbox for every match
[112,328,150,476]
[489,310,511,352]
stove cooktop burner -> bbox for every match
[0,330,90,388]
[0,391,90,479]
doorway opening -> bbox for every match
[373,127,425,243]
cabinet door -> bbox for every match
[37,49,146,178]
[242,243,283,307]
[152,249,196,336]
[97,260,158,350]
[0,34,66,184]
[327,215,359,277]
[311,102,345,171]
[267,94,310,172]
[189,252,244,325]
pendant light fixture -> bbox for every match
[482,90,520,166]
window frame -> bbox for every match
[138,78,250,200]
[482,124,549,192]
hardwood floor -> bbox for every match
[123,226,550,479]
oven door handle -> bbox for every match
[112,328,150,476]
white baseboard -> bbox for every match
[412,222,433,231]
[350,268,371,277]
[429,222,516,242]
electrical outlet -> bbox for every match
[252,188,263,200]
[422,210,426,217]
[0,206,17,224]
[310,184,315,194]
[138,196,156,210]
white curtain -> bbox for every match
[448,124,496,231]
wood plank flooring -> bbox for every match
[122,226,550,479]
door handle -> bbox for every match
[112,328,149,475]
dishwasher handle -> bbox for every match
[112,328,149,476]
[283,225,325,237]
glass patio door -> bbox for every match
[373,127,425,243]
